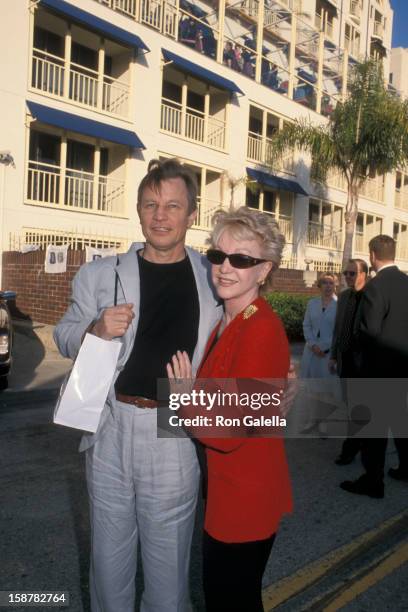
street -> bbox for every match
[0,392,407,612]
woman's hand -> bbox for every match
[166,350,194,395]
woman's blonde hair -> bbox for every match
[209,206,285,294]
[316,272,338,288]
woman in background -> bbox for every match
[168,207,292,612]
[300,272,338,434]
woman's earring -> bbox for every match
[258,278,266,286]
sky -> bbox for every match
[390,0,408,48]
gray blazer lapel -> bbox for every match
[114,242,144,365]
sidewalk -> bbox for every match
[5,320,71,394]
[4,319,304,394]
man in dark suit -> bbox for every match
[329,258,368,465]
[341,235,408,499]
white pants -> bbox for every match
[86,400,200,612]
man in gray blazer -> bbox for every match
[54,159,222,612]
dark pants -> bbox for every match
[339,355,363,459]
[203,531,276,611]
[360,380,408,484]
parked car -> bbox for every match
[0,291,14,390]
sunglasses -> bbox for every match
[206,249,269,269]
[343,270,356,277]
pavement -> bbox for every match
[5,320,71,394]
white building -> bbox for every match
[390,47,408,99]
[1,0,407,284]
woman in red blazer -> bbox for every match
[168,207,292,611]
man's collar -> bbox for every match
[376,263,397,274]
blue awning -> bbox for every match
[162,49,244,95]
[27,101,145,148]
[39,0,149,52]
[247,168,308,196]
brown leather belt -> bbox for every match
[116,393,159,409]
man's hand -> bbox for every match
[311,344,325,358]
[91,304,134,340]
[328,359,337,374]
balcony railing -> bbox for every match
[194,197,224,230]
[349,0,361,20]
[326,171,385,203]
[359,175,385,202]
[354,232,366,253]
[277,215,293,243]
[373,21,384,38]
[31,50,130,118]
[247,133,294,172]
[98,0,137,18]
[395,190,408,211]
[26,161,126,216]
[396,241,408,261]
[344,36,360,58]
[161,99,226,150]
[140,0,178,37]
[308,221,343,250]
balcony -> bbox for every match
[395,190,408,211]
[277,215,293,243]
[140,0,179,37]
[31,50,130,118]
[98,0,138,18]
[26,161,126,216]
[373,21,384,39]
[359,174,385,202]
[396,242,408,261]
[308,222,343,250]
[247,132,294,172]
[349,0,361,21]
[160,99,226,150]
[344,36,360,58]
[354,231,366,253]
[194,196,224,230]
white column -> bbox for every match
[204,89,210,145]
[216,0,226,65]
[63,25,72,100]
[59,136,67,207]
[97,43,105,111]
[255,0,264,83]
[288,11,297,99]
[181,79,188,137]
[93,145,101,211]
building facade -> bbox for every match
[1,0,407,286]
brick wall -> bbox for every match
[2,250,319,324]
[2,250,85,324]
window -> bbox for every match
[247,105,292,170]
[355,212,382,252]
[308,199,343,250]
[246,187,293,242]
[161,66,228,150]
[393,222,408,260]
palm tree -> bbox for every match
[269,60,408,270]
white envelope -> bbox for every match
[54,333,121,433]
